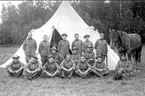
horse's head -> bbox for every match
[109,29,120,49]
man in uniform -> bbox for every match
[60,54,76,79]
[82,35,93,55]
[113,54,133,80]
[83,45,95,67]
[49,47,64,65]
[23,31,37,63]
[71,47,81,65]
[25,56,41,80]
[76,56,91,78]
[92,55,109,77]
[42,56,60,78]
[71,33,83,56]
[94,33,108,63]
[6,55,25,77]
[38,35,50,66]
[58,33,70,58]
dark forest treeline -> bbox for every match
[0,0,145,46]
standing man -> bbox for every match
[94,33,108,63]
[23,31,37,63]
[82,35,93,55]
[71,33,83,56]
[58,33,70,59]
[38,35,50,66]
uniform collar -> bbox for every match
[13,61,19,64]
[28,38,32,40]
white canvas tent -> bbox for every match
[0,1,119,70]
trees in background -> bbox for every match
[0,0,145,46]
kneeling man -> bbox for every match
[25,56,41,80]
[91,55,109,77]
[76,56,91,78]
[113,54,133,80]
[6,55,25,77]
[60,54,76,79]
[42,56,60,78]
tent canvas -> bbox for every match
[0,1,119,70]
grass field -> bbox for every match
[0,46,145,96]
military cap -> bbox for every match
[12,55,20,59]
[51,47,57,51]
[31,55,38,60]
[84,34,90,38]
[61,33,67,36]
[72,47,78,51]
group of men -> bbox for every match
[6,30,133,80]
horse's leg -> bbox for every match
[135,44,142,70]
[132,51,137,70]
[137,45,142,64]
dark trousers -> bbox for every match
[25,69,41,79]
[7,69,24,77]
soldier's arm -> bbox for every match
[48,41,50,53]
[94,40,99,50]
[6,62,12,71]
[71,41,74,50]
[34,40,37,50]
[92,52,96,62]
[23,40,26,51]
[38,42,42,54]
[58,41,61,52]
[71,60,76,70]
[105,40,108,54]
[76,62,81,71]
[82,42,85,53]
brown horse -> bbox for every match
[109,29,142,67]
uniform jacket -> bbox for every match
[60,59,75,70]
[58,40,70,58]
[77,61,90,72]
[71,54,81,61]
[23,38,37,56]
[26,60,41,71]
[82,40,93,53]
[94,39,108,56]
[6,61,24,71]
[71,39,83,55]
[44,61,59,74]
[38,40,50,56]
[83,51,95,62]
[49,52,64,64]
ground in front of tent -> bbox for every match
[0,45,145,96]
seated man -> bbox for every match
[60,54,76,79]
[49,47,64,65]
[25,56,42,80]
[113,54,133,80]
[92,55,109,77]
[75,56,91,78]
[71,47,81,65]
[42,56,60,78]
[6,55,25,77]
[83,45,95,67]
